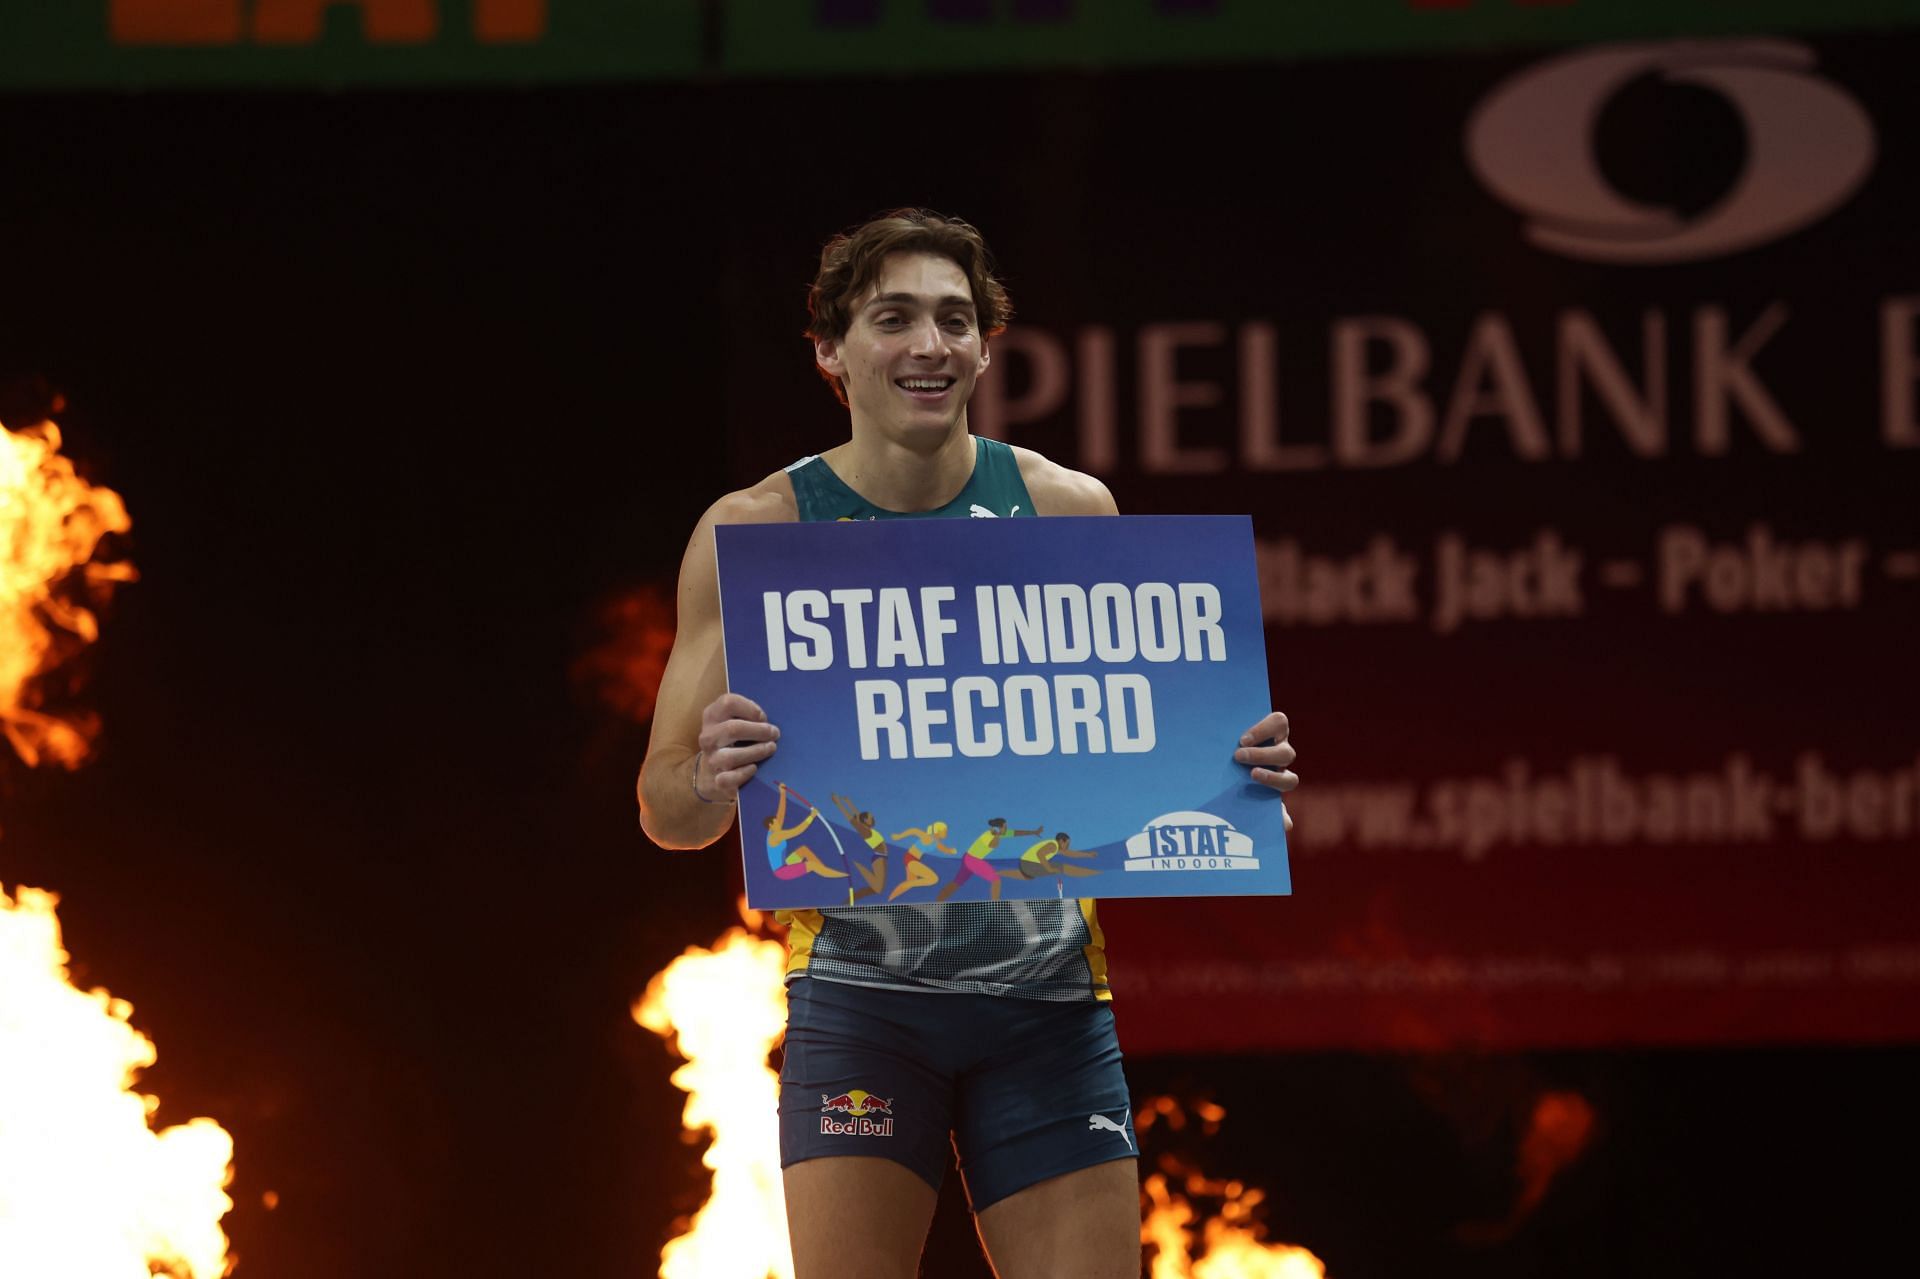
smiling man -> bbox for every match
[636,209,1298,1279]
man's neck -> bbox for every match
[822,419,978,513]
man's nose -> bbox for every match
[908,317,947,357]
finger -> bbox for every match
[1251,767,1298,792]
[707,692,767,725]
[711,761,759,793]
[722,718,782,746]
[1234,741,1296,769]
[709,740,779,772]
[701,718,780,751]
[1239,710,1289,746]
[1283,805,1293,833]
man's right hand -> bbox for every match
[694,692,781,802]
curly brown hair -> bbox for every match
[806,208,1013,406]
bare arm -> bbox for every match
[636,482,796,850]
[1012,445,1120,517]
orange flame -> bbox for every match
[0,417,134,768]
[633,908,794,1279]
[0,883,234,1276]
[1515,1090,1596,1212]
[1455,1087,1597,1244]
[635,927,1329,1278]
[1139,1098,1326,1279]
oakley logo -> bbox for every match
[1465,39,1875,264]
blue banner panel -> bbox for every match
[715,515,1290,911]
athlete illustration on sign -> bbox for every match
[936,817,1044,903]
[886,820,953,900]
[832,793,893,900]
[765,783,849,881]
[1003,832,1099,880]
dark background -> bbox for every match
[2,42,1914,1279]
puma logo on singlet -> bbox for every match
[1088,1109,1132,1150]
[969,504,998,518]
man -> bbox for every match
[935,817,1044,903]
[765,781,849,882]
[1004,832,1101,881]
[636,209,1297,1279]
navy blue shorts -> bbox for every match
[777,977,1137,1212]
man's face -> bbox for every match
[817,251,990,435]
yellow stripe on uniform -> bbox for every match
[777,907,825,977]
[1077,899,1112,1001]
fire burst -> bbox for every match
[2,412,234,1275]
[0,417,134,768]
[1138,1096,1326,1279]
[633,909,794,1279]
[0,884,234,1277]
[636,918,1331,1278]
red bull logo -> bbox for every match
[819,1087,896,1136]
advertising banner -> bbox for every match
[713,515,1290,911]
[712,30,1920,1049]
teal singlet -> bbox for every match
[774,436,1112,1002]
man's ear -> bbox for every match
[815,335,846,382]
[977,337,991,376]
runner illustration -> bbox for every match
[937,817,1043,903]
[885,820,954,901]
[1002,832,1099,880]
[764,783,849,881]
[832,793,892,900]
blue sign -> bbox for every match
[714,515,1290,910]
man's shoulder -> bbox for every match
[703,471,801,529]
[1007,444,1119,516]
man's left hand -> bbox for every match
[1236,711,1297,832]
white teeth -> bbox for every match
[900,378,951,391]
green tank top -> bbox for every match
[774,437,1113,1002]
[784,434,1035,522]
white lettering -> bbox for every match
[763,590,788,672]
[906,678,952,758]
[1043,584,1092,662]
[1088,582,1137,661]
[874,587,924,668]
[1054,674,1107,755]
[785,589,833,670]
[919,586,956,665]
[1107,673,1156,753]
[1176,583,1225,660]
[854,680,906,760]
[829,588,872,669]
[1004,675,1055,756]
[952,676,1003,757]
[1135,583,1181,662]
